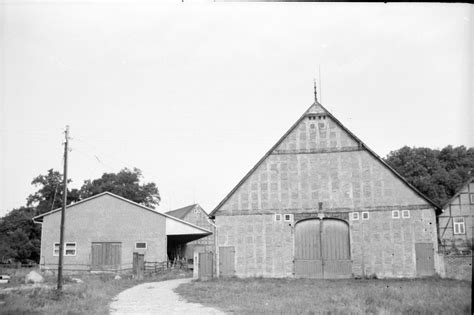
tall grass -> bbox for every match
[0,268,191,314]
[175,277,472,314]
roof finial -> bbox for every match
[313,78,318,102]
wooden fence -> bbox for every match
[0,262,38,269]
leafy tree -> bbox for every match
[0,207,40,263]
[79,168,160,208]
[384,145,474,206]
[26,169,80,215]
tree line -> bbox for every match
[1,145,473,263]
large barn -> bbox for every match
[210,97,442,279]
[33,192,211,272]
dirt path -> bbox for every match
[109,278,226,315]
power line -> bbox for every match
[49,155,64,212]
[73,137,133,170]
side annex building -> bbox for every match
[33,192,211,272]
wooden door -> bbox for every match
[415,243,435,276]
[322,219,352,279]
[133,252,145,279]
[219,246,235,277]
[198,252,214,280]
[91,242,121,270]
[294,219,351,279]
[294,219,323,278]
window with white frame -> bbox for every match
[53,243,60,256]
[283,214,293,222]
[352,212,359,220]
[392,210,400,219]
[64,242,77,256]
[470,194,474,204]
[362,212,369,220]
[135,242,147,249]
[402,210,410,218]
[53,242,77,256]
[275,214,282,222]
[453,217,466,235]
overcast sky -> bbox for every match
[0,2,472,217]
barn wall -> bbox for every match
[443,255,472,281]
[40,195,167,271]
[216,214,293,278]
[349,208,438,278]
[217,208,438,278]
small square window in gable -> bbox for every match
[352,212,359,220]
[402,210,410,218]
[362,212,369,220]
[275,214,282,222]
[392,210,400,219]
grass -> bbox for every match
[175,277,472,314]
[0,267,192,315]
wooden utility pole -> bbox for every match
[57,125,69,291]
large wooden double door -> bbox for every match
[294,219,351,279]
[91,242,122,270]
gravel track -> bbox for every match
[109,278,226,315]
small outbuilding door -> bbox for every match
[415,243,435,276]
[91,242,122,270]
[219,246,235,277]
[294,219,351,279]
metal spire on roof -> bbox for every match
[313,79,318,102]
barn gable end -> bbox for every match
[213,100,441,279]
[212,102,435,217]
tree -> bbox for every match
[79,168,160,208]
[0,207,40,263]
[384,145,474,206]
[26,169,80,215]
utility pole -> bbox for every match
[57,125,69,291]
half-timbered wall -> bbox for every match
[215,103,439,278]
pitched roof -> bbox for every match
[442,176,474,211]
[210,101,442,216]
[32,192,211,234]
[165,204,198,220]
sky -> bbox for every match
[0,1,472,217]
